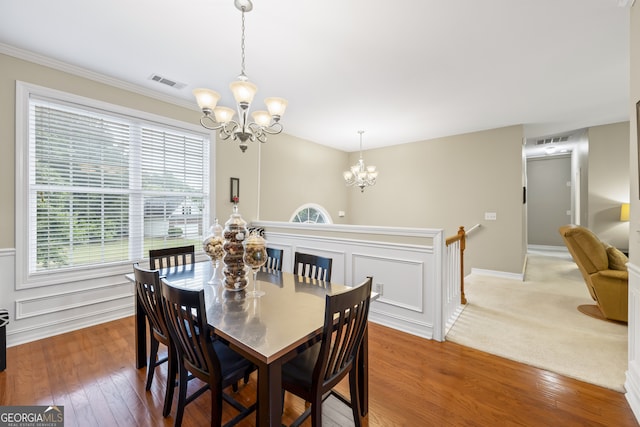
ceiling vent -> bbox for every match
[149,74,187,90]
[535,136,569,145]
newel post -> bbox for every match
[458,226,467,305]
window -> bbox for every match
[289,204,333,224]
[16,82,211,284]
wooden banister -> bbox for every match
[446,226,467,305]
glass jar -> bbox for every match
[222,205,248,291]
[203,218,224,285]
[244,231,267,271]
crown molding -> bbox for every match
[0,42,198,111]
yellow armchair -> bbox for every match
[558,225,628,323]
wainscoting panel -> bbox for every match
[1,248,136,347]
[626,262,640,421]
[15,282,133,319]
[352,253,424,312]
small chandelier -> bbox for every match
[193,0,288,153]
[343,131,378,192]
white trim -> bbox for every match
[263,230,435,253]
[6,305,133,348]
[253,220,442,239]
[470,268,525,281]
[288,204,334,224]
[15,282,133,319]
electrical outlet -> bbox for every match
[484,211,497,221]
[375,283,384,296]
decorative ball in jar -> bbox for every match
[222,204,248,291]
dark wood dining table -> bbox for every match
[126,261,371,427]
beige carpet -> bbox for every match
[446,251,628,392]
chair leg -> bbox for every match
[162,345,177,417]
[146,334,160,390]
[349,369,363,427]
[174,363,189,427]
[210,384,223,427]
[309,394,323,427]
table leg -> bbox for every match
[256,359,283,427]
[358,324,369,416]
[135,295,147,369]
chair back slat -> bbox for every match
[161,280,222,381]
[293,252,332,281]
[149,245,195,270]
[265,247,283,271]
[314,277,372,389]
[133,264,170,342]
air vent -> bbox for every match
[535,136,569,145]
[149,74,187,90]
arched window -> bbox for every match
[290,204,333,224]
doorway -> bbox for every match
[527,155,572,246]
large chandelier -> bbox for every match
[193,0,288,153]
[343,131,378,192]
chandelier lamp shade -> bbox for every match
[343,130,378,192]
[193,0,288,153]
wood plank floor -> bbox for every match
[0,316,636,426]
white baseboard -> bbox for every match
[469,268,524,281]
[7,306,133,348]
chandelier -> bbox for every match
[343,131,378,192]
[193,0,288,153]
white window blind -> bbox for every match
[26,93,210,275]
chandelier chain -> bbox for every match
[240,7,247,78]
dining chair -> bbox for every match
[160,280,256,427]
[293,252,332,281]
[149,245,195,270]
[265,247,284,271]
[133,263,176,417]
[281,276,373,427]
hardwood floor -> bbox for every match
[0,316,636,426]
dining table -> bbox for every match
[126,261,371,427]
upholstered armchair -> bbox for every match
[558,225,628,323]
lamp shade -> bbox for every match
[251,110,272,127]
[265,97,288,117]
[193,88,221,110]
[229,80,257,105]
[213,106,235,123]
[620,203,630,221]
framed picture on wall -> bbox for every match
[230,177,240,203]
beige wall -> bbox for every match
[341,125,526,275]
[587,121,631,250]
[258,132,349,224]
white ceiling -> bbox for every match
[0,0,631,152]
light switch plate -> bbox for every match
[485,212,497,220]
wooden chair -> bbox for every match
[265,247,284,271]
[281,277,373,427]
[293,252,332,281]
[149,245,195,270]
[160,280,256,427]
[133,263,176,417]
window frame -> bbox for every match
[289,203,333,224]
[15,81,215,289]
